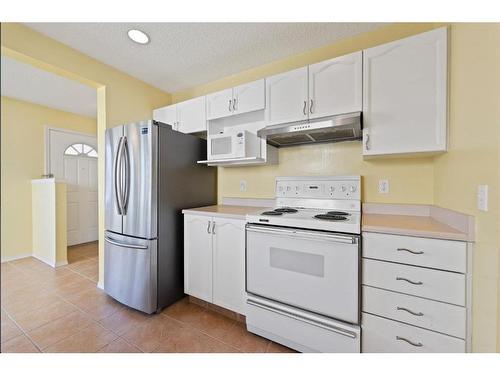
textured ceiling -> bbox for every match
[1,56,97,118]
[24,23,384,93]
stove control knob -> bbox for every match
[341,185,347,192]
[286,186,291,191]
[278,186,283,191]
[350,186,357,192]
[329,186,334,192]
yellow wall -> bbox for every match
[172,23,500,352]
[433,24,500,352]
[1,97,96,261]
[30,180,67,267]
[1,22,172,284]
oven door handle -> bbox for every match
[247,296,358,339]
[246,224,358,244]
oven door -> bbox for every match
[246,224,360,324]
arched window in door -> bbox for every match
[64,143,98,158]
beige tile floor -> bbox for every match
[1,242,295,353]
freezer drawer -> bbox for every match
[104,231,157,314]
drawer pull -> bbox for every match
[397,306,424,317]
[397,247,424,255]
[396,336,423,347]
[396,277,423,285]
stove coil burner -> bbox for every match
[314,214,348,221]
[261,211,283,216]
[274,207,298,213]
[326,211,349,216]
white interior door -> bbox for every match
[47,128,98,246]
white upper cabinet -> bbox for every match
[362,27,448,156]
[308,51,362,119]
[153,104,177,128]
[153,96,206,134]
[266,67,309,126]
[206,79,265,120]
[233,79,265,116]
[176,96,207,133]
[206,88,233,120]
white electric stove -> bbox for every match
[245,176,362,353]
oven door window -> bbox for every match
[210,136,232,158]
[246,227,359,324]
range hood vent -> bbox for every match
[257,111,362,148]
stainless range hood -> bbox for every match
[257,111,362,147]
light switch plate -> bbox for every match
[378,179,389,194]
[240,180,247,192]
[477,185,488,211]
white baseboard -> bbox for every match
[55,260,68,267]
[33,254,56,268]
[1,252,32,263]
[97,280,104,290]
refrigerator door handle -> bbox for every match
[104,235,148,250]
[114,136,124,215]
[122,137,131,215]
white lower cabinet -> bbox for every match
[184,214,246,314]
[361,232,472,353]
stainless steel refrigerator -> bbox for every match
[104,120,216,314]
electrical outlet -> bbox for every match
[378,179,389,194]
[239,180,247,193]
[477,185,488,211]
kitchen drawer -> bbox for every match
[362,259,465,306]
[362,313,465,353]
[362,286,466,338]
[362,232,467,273]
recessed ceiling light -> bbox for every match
[127,29,150,45]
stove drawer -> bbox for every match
[362,259,465,306]
[362,313,465,353]
[362,286,466,338]
[246,225,360,323]
[362,232,466,273]
[247,296,360,353]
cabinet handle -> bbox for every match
[365,134,370,150]
[398,247,424,255]
[233,98,236,111]
[228,99,232,112]
[207,221,211,234]
[310,99,314,114]
[211,221,216,234]
[396,277,423,285]
[396,336,423,347]
[302,100,307,115]
[397,306,424,317]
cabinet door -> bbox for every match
[206,88,234,120]
[308,51,362,119]
[266,67,309,126]
[233,79,265,115]
[212,217,246,314]
[153,104,177,128]
[184,215,213,302]
[363,27,447,156]
[176,96,207,133]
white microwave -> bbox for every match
[208,130,261,160]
